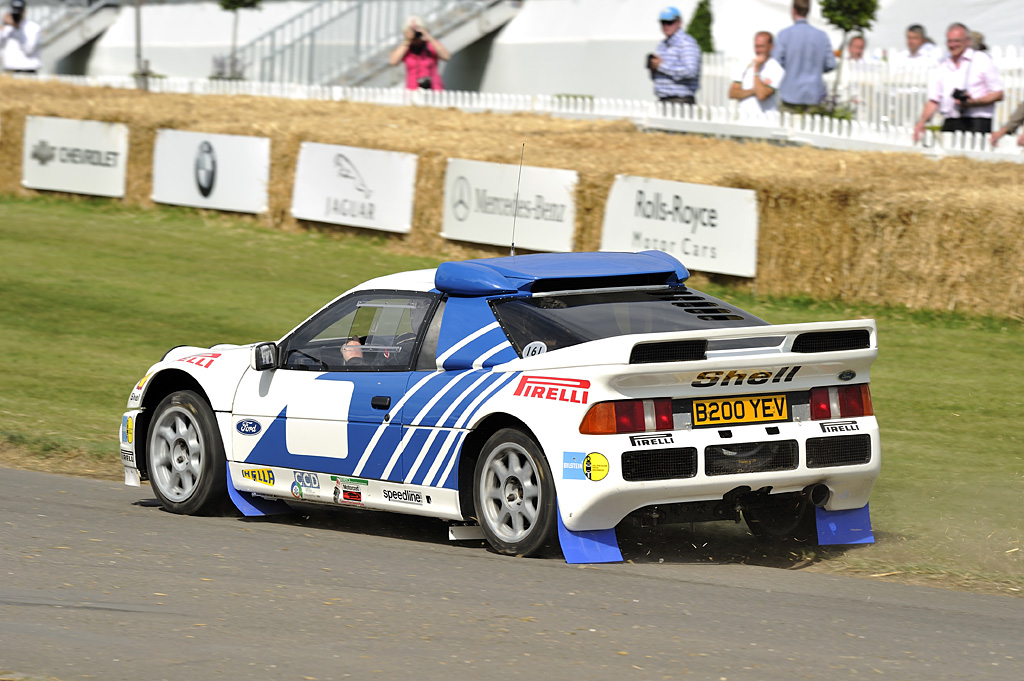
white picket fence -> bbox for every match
[699,46,1024,130]
[24,50,1024,163]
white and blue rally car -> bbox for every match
[120,251,879,561]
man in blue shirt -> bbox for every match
[773,0,835,111]
[647,6,701,105]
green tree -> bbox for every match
[686,0,714,53]
[219,0,262,79]
[819,0,879,105]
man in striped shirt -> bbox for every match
[647,6,701,105]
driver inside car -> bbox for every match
[340,336,364,365]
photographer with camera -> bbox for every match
[913,23,1003,143]
[389,16,449,91]
[1,0,41,74]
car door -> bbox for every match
[231,291,438,482]
[391,296,522,490]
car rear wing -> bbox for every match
[504,319,878,377]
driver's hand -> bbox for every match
[341,338,363,363]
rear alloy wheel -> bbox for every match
[473,428,557,557]
[743,494,818,543]
[147,390,226,515]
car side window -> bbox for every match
[414,299,445,371]
[281,292,437,372]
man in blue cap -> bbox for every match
[646,6,701,105]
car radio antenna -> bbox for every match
[510,143,524,257]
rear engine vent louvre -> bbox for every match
[663,292,746,321]
[622,448,698,482]
[806,434,872,468]
[705,440,799,476]
[630,339,708,364]
[793,330,870,353]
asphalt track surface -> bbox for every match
[1,467,1021,681]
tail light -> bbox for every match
[579,398,673,435]
[809,384,873,420]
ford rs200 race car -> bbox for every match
[119,250,879,562]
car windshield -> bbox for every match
[491,287,768,355]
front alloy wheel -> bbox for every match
[147,390,226,515]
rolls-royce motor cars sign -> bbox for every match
[601,175,759,278]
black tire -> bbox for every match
[473,428,557,557]
[147,390,227,515]
[743,494,818,543]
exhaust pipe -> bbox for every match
[804,483,831,508]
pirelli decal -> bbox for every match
[513,376,590,404]
[820,420,860,433]
[691,366,801,388]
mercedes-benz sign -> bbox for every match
[451,176,471,221]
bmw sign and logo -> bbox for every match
[451,176,471,221]
[195,141,217,197]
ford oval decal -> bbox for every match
[236,419,262,436]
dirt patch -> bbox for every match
[0,442,121,481]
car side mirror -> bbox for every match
[250,342,278,371]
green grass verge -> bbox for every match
[1,196,1021,592]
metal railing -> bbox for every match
[232,0,498,85]
[31,0,120,54]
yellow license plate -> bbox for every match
[692,394,789,427]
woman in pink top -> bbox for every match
[389,16,450,90]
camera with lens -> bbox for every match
[413,30,423,40]
[417,77,432,89]
[952,88,969,104]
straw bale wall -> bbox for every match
[2,78,1021,318]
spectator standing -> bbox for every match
[1,0,41,74]
[772,0,835,112]
[990,102,1024,147]
[389,16,449,91]
[846,35,866,63]
[729,31,784,116]
[647,6,701,105]
[969,31,987,52]
[894,24,940,67]
[913,23,1003,141]
[838,35,877,110]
